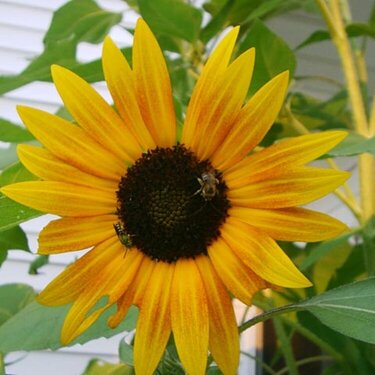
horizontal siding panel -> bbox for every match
[0,2,51,30]
[6,350,118,375]
[1,0,66,11]
[0,49,30,74]
[0,96,58,123]
[0,24,44,54]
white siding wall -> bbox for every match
[0,0,370,374]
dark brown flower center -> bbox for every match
[116,144,230,262]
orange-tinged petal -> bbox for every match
[212,71,289,170]
[1,181,116,217]
[185,49,255,160]
[208,238,266,304]
[221,218,312,288]
[134,262,174,375]
[61,248,143,344]
[225,131,347,188]
[17,106,124,181]
[133,19,176,147]
[196,48,255,160]
[38,215,118,254]
[228,167,350,208]
[102,37,156,151]
[51,65,142,163]
[230,206,349,242]
[108,255,155,329]
[170,258,208,375]
[182,27,239,145]
[37,237,119,306]
[18,145,118,191]
[196,256,239,375]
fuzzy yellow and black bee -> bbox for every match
[195,169,219,201]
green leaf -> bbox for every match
[296,30,330,50]
[0,193,41,232]
[290,91,351,133]
[242,0,290,23]
[200,0,235,43]
[138,0,203,42]
[0,162,38,186]
[28,255,49,275]
[0,249,7,267]
[312,239,353,294]
[83,359,132,375]
[0,119,34,143]
[345,23,375,38]
[0,284,35,326]
[44,0,122,44]
[327,244,365,290]
[297,311,373,375]
[0,302,138,352]
[302,278,375,344]
[0,225,29,255]
[297,21,375,51]
[0,39,77,95]
[327,133,375,157]
[300,231,354,271]
[238,19,295,95]
[204,0,314,28]
[206,367,223,375]
[119,339,134,366]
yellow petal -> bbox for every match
[221,218,312,288]
[18,145,118,191]
[38,215,118,254]
[134,262,174,375]
[102,37,156,150]
[228,167,350,208]
[133,19,176,147]
[182,27,239,146]
[212,71,289,170]
[230,206,349,242]
[51,65,142,163]
[185,49,255,160]
[208,238,266,304]
[170,258,209,375]
[108,255,155,329]
[61,248,143,344]
[196,256,239,375]
[17,106,124,181]
[1,181,116,217]
[37,237,120,306]
[225,131,347,188]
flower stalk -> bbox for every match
[316,0,375,228]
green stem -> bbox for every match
[240,351,277,375]
[273,317,299,375]
[275,355,332,375]
[239,303,304,333]
[279,316,344,363]
[250,299,345,363]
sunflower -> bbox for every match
[1,19,349,375]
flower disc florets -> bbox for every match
[117,144,230,262]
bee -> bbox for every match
[195,169,219,201]
[114,223,133,248]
